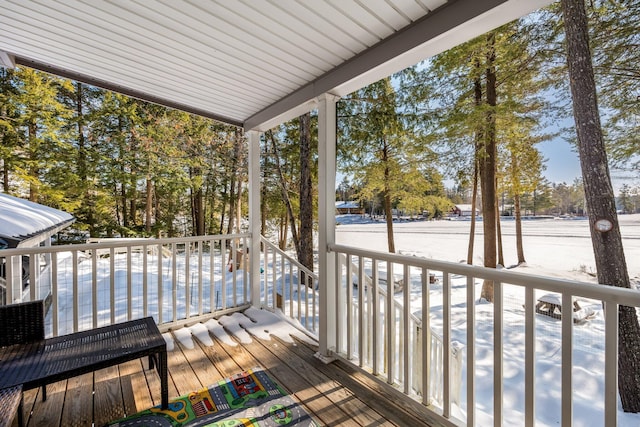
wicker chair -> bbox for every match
[0,299,45,427]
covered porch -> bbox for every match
[2,1,640,426]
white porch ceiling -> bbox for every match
[0,0,552,131]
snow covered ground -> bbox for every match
[335,213,640,426]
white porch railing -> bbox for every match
[4,233,640,425]
[260,236,319,336]
[329,242,640,427]
[0,234,252,335]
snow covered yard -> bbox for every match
[336,214,640,426]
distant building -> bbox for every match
[450,204,479,217]
[335,201,364,215]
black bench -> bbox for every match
[0,300,168,426]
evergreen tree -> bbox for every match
[561,0,640,412]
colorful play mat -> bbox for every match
[107,367,318,426]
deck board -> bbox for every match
[18,319,438,426]
[93,366,125,427]
[61,373,93,427]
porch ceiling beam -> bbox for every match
[244,0,551,132]
[13,56,244,128]
[0,51,15,69]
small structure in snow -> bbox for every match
[335,201,364,215]
[450,204,479,218]
[535,293,595,323]
[0,193,75,304]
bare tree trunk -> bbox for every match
[496,194,504,267]
[467,166,478,265]
[28,121,38,202]
[382,143,395,254]
[480,32,498,302]
[267,131,300,253]
[514,193,526,264]
[468,67,482,265]
[145,177,153,234]
[1,161,8,193]
[561,0,640,412]
[226,176,237,235]
[235,178,242,234]
[298,113,314,279]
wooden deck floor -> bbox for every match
[16,326,439,427]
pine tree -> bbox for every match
[561,0,640,412]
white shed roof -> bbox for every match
[0,0,552,131]
[0,193,74,247]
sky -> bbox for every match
[541,135,637,194]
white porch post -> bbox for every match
[316,93,339,361]
[247,130,262,307]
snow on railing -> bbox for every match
[329,242,640,427]
[260,237,319,336]
[0,234,252,335]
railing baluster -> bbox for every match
[403,263,410,394]
[494,281,503,427]
[143,244,148,318]
[29,254,37,301]
[185,243,191,319]
[5,255,13,304]
[604,301,618,426]
[72,250,78,332]
[561,293,573,427]
[466,275,475,426]
[386,261,394,384]
[358,256,365,367]
[525,287,535,427]
[243,236,248,302]
[171,243,177,323]
[422,267,430,405]
[198,241,203,315]
[443,271,451,418]
[127,247,132,321]
[336,253,343,355]
[223,239,228,311]
[346,254,353,361]
[110,247,115,324]
[209,239,215,314]
[92,249,98,329]
[157,243,163,324]
[372,259,379,375]
[290,262,295,320]
[52,252,59,337]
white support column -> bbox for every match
[247,130,262,307]
[316,93,339,362]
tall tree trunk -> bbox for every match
[235,179,242,234]
[467,166,478,265]
[267,131,300,254]
[28,121,38,202]
[226,176,236,235]
[190,167,205,236]
[0,100,9,193]
[480,32,498,302]
[219,184,227,235]
[514,193,526,264]
[2,161,8,193]
[496,199,504,267]
[561,0,640,412]
[468,64,483,265]
[298,113,314,273]
[382,142,395,254]
[145,177,153,234]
